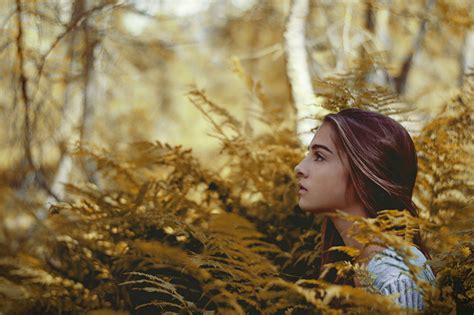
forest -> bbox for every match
[0,0,472,314]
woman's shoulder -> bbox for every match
[365,245,436,310]
[367,245,436,287]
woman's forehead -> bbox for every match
[310,123,336,150]
[311,123,350,166]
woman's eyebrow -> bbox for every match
[307,143,334,154]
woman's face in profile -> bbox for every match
[294,122,355,213]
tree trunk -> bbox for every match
[78,0,101,186]
[15,0,59,201]
[373,0,392,86]
[47,0,85,205]
[460,27,474,84]
[393,0,435,94]
[284,0,331,146]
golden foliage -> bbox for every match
[0,73,472,315]
[313,60,415,117]
[412,77,474,312]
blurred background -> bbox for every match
[0,0,472,214]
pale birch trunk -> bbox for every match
[46,1,85,207]
[284,0,331,147]
[372,0,391,86]
[46,0,100,206]
[461,28,474,83]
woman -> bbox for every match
[294,108,436,310]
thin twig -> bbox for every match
[33,2,126,101]
[15,0,59,201]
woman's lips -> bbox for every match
[298,183,307,193]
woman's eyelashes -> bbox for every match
[314,152,325,161]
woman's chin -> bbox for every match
[298,203,316,213]
[298,203,331,214]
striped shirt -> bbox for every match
[366,245,436,310]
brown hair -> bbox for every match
[317,108,431,285]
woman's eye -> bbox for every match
[314,153,324,161]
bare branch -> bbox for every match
[365,0,375,33]
[34,2,126,98]
[393,0,436,94]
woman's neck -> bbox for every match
[329,208,386,288]
[329,206,386,265]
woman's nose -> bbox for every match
[294,163,304,177]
